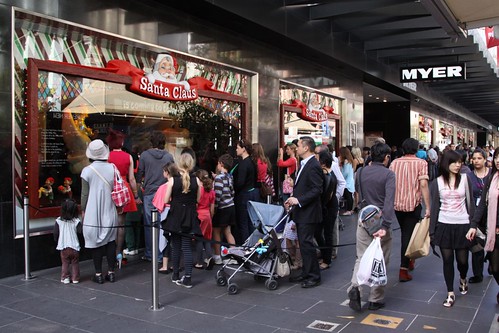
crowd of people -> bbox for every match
[52,130,499,312]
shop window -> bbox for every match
[279,87,340,150]
[26,59,246,221]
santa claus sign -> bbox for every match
[106,53,221,101]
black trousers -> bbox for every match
[471,249,485,278]
[297,222,321,282]
[91,241,116,274]
[395,205,422,269]
[315,199,339,265]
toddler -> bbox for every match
[53,199,82,284]
[194,169,215,269]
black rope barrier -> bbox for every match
[28,203,401,250]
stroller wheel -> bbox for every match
[265,279,278,290]
[227,283,239,295]
[216,276,227,286]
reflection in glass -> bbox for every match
[36,70,240,208]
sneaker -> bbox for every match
[213,255,223,265]
[124,248,138,256]
[72,280,79,284]
[399,268,413,282]
[348,286,361,311]
[171,273,180,283]
[61,277,70,284]
[205,257,214,270]
[176,276,193,289]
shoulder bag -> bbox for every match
[89,164,131,207]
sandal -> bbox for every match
[459,279,468,295]
[443,294,455,307]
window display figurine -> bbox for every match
[58,177,73,198]
[146,53,190,90]
[39,177,55,202]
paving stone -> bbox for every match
[0,284,38,306]
[0,306,31,327]
[77,313,186,333]
[7,295,108,327]
[79,292,184,323]
[0,317,84,333]
[160,309,278,333]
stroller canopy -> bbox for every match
[247,201,285,229]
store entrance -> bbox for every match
[363,82,410,148]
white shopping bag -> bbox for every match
[356,238,387,287]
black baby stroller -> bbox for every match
[215,201,291,295]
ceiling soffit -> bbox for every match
[283,0,499,126]
[174,0,499,127]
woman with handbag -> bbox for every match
[277,143,298,202]
[429,150,474,307]
[467,148,499,304]
[106,129,138,268]
[81,140,118,284]
[466,148,490,284]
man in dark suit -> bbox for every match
[285,136,323,288]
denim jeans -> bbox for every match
[143,194,162,262]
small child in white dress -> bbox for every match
[53,199,82,284]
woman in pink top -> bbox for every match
[194,169,215,269]
[277,143,298,202]
[106,129,138,268]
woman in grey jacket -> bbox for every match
[429,150,474,308]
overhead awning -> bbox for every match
[443,0,499,29]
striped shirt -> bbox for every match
[214,171,234,209]
[389,155,429,212]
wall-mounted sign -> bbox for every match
[418,115,433,133]
[107,54,223,101]
[400,63,466,82]
[439,124,453,137]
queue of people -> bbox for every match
[52,130,498,312]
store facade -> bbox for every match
[1,2,364,277]
[2,1,492,278]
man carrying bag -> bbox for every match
[347,142,397,312]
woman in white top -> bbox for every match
[429,150,475,308]
[81,140,118,284]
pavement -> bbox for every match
[0,213,497,333]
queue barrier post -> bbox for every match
[150,208,163,311]
[23,196,36,281]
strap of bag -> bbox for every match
[88,165,112,190]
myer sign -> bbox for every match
[400,63,466,82]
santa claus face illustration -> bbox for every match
[157,55,176,80]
